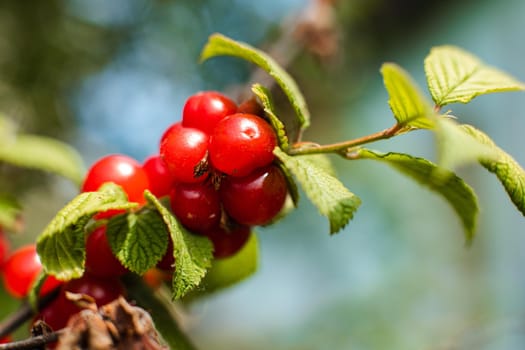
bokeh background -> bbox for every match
[1,0,525,349]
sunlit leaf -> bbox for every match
[425,45,525,107]
[37,183,136,280]
[461,124,525,216]
[201,33,310,133]
[145,191,213,299]
[106,209,168,274]
[357,149,479,243]
[381,63,436,129]
[274,148,360,234]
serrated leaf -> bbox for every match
[0,194,22,232]
[434,117,497,171]
[425,45,525,107]
[381,63,436,129]
[461,124,525,216]
[106,209,168,274]
[201,33,310,132]
[251,83,289,150]
[37,183,137,280]
[274,148,360,234]
[357,149,479,243]
[199,232,258,295]
[145,191,213,299]
[0,123,85,185]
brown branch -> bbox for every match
[0,330,63,350]
[0,287,60,340]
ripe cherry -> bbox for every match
[170,182,221,233]
[220,165,288,226]
[35,274,125,331]
[85,226,128,278]
[204,225,251,259]
[2,244,62,299]
[81,154,150,218]
[209,113,277,177]
[0,227,10,268]
[157,239,174,271]
[142,154,175,198]
[182,91,237,134]
[160,123,210,183]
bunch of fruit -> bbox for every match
[0,91,288,334]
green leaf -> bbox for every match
[37,183,137,280]
[425,45,525,107]
[274,148,361,234]
[199,232,258,295]
[251,83,289,150]
[0,116,85,185]
[434,117,497,171]
[0,194,22,232]
[461,125,525,216]
[145,191,213,299]
[357,149,479,243]
[106,209,168,274]
[381,63,436,129]
[123,275,198,350]
[201,33,310,132]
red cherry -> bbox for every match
[156,239,174,271]
[204,225,251,259]
[81,154,150,218]
[85,226,128,278]
[142,155,175,198]
[35,274,125,331]
[220,165,287,226]
[182,91,237,134]
[160,123,210,183]
[0,228,10,268]
[170,182,221,233]
[2,245,62,299]
[209,113,276,177]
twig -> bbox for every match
[0,287,60,340]
[0,329,63,350]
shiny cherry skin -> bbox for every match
[208,113,276,177]
[170,182,221,233]
[182,91,237,134]
[81,154,150,218]
[160,123,210,183]
[85,226,128,278]
[204,225,251,259]
[220,165,287,226]
[142,154,175,198]
[2,244,62,299]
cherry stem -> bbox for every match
[288,123,404,156]
[0,287,60,340]
[0,330,64,350]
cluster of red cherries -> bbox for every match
[0,91,289,335]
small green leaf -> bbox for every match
[106,209,168,274]
[357,149,479,243]
[251,83,289,150]
[37,183,137,280]
[199,232,258,294]
[461,124,525,216]
[381,63,436,129]
[145,191,213,299]
[425,45,525,107]
[274,148,361,234]
[201,33,310,133]
[0,194,22,232]
[434,117,497,171]
[0,117,85,185]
